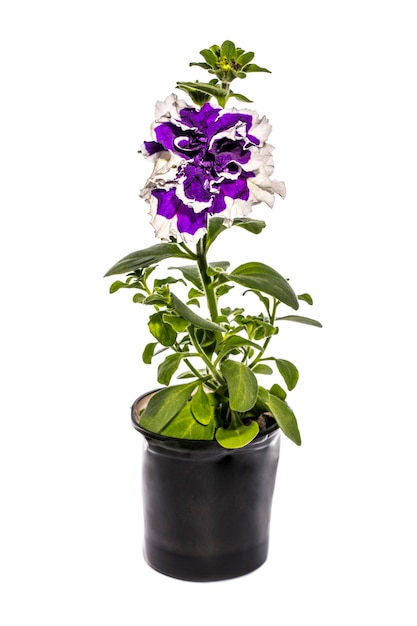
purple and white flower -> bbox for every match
[140,93,286,242]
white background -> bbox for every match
[1,1,416,624]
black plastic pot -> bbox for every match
[131,391,281,582]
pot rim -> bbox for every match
[131,389,280,450]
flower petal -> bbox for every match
[140,95,286,242]
[272,180,287,199]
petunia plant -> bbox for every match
[105,41,321,449]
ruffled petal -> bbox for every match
[272,180,287,199]
[140,94,286,242]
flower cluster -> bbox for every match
[140,94,286,242]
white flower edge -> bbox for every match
[148,195,207,243]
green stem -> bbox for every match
[188,326,223,384]
[248,299,279,369]
[179,241,198,260]
[196,236,219,323]
[220,82,231,106]
[229,409,244,430]
[142,277,152,296]
[183,357,203,380]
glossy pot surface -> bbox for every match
[131,391,281,582]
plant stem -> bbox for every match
[220,82,231,106]
[183,357,203,379]
[188,326,223,384]
[248,299,279,369]
[229,409,243,430]
[179,242,198,260]
[196,236,219,323]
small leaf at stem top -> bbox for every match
[220,40,236,60]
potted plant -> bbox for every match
[105,40,322,582]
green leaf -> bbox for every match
[148,312,177,346]
[154,276,185,288]
[229,91,253,103]
[176,81,228,100]
[257,385,270,404]
[215,421,259,449]
[140,382,200,433]
[206,261,230,276]
[161,401,215,440]
[237,51,255,67]
[233,218,266,234]
[177,84,211,106]
[189,62,211,70]
[216,284,234,297]
[105,244,190,276]
[253,321,277,340]
[132,293,146,303]
[220,360,258,412]
[221,306,240,317]
[109,280,127,294]
[243,63,271,74]
[270,383,287,400]
[264,393,301,445]
[157,353,183,385]
[142,266,157,280]
[188,287,204,299]
[169,264,203,290]
[298,293,313,305]
[191,386,213,425]
[207,217,227,247]
[142,342,157,364]
[199,48,218,68]
[171,293,224,332]
[252,364,273,375]
[143,293,169,306]
[275,359,299,390]
[221,40,236,59]
[162,313,190,332]
[242,289,271,313]
[177,371,198,379]
[207,217,266,249]
[228,262,299,310]
[276,315,322,327]
[171,260,228,285]
[217,335,262,360]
